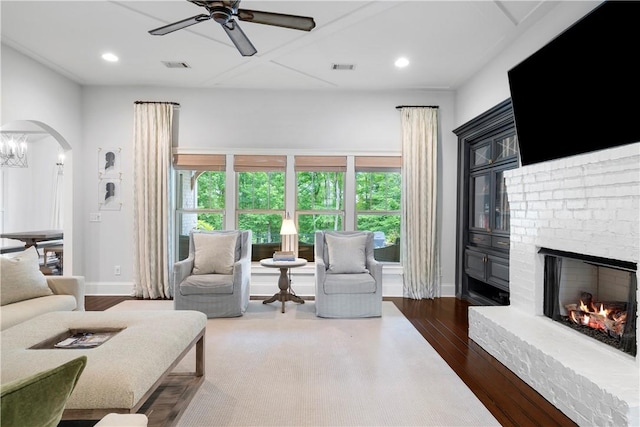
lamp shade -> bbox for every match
[280,218,297,235]
[280,214,298,258]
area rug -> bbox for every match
[108,300,499,426]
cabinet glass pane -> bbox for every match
[494,170,510,232]
[471,144,491,168]
[495,135,518,161]
[471,175,490,229]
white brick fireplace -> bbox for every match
[468,143,639,426]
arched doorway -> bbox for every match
[1,120,73,274]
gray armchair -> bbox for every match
[173,230,251,318]
[314,231,383,318]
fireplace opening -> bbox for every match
[541,248,637,357]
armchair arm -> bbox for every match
[366,256,383,290]
[315,256,327,294]
[233,256,251,286]
[46,276,85,311]
[173,256,194,294]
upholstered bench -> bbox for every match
[0,310,206,421]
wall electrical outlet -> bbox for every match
[89,213,102,222]
[114,265,121,276]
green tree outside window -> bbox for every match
[356,171,401,262]
[297,171,345,245]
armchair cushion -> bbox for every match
[192,231,239,275]
[323,273,377,294]
[0,356,86,427]
[1,247,52,306]
[179,273,234,295]
[324,233,368,274]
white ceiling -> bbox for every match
[1,1,555,90]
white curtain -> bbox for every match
[132,102,175,299]
[400,107,440,299]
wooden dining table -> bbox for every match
[0,229,63,249]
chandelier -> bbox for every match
[0,133,28,168]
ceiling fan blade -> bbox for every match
[149,14,211,35]
[236,9,316,32]
[222,19,257,57]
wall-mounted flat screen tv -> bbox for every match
[508,1,640,166]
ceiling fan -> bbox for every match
[149,0,316,57]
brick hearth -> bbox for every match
[468,143,639,426]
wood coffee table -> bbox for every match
[260,258,307,313]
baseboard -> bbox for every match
[86,280,456,298]
[85,266,455,298]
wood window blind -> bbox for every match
[294,156,347,172]
[173,154,226,171]
[234,155,286,172]
[355,156,401,172]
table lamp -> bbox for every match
[280,212,298,259]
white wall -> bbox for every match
[454,1,601,128]
[1,137,59,232]
[80,86,458,295]
[1,44,83,274]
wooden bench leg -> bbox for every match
[195,334,205,377]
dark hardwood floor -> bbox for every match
[388,297,576,427]
[84,295,576,427]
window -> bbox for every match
[295,156,346,261]
[355,157,401,262]
[173,154,227,260]
[235,155,286,261]
[172,154,402,264]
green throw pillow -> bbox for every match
[0,356,86,427]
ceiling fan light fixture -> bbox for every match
[395,57,410,68]
[150,0,315,56]
[212,6,233,24]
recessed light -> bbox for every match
[395,57,410,68]
[102,53,119,63]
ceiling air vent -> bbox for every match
[331,63,355,71]
[162,61,191,69]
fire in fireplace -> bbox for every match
[541,248,637,356]
[566,291,627,337]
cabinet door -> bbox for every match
[487,255,509,291]
[470,172,491,230]
[464,249,486,281]
[493,168,510,233]
[470,141,492,169]
[494,133,518,163]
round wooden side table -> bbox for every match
[260,258,307,313]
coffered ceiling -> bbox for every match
[1,1,555,90]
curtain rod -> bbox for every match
[134,101,180,106]
[395,105,439,109]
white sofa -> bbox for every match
[1,247,85,331]
[0,275,85,331]
[0,248,146,426]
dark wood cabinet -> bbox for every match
[454,99,518,306]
